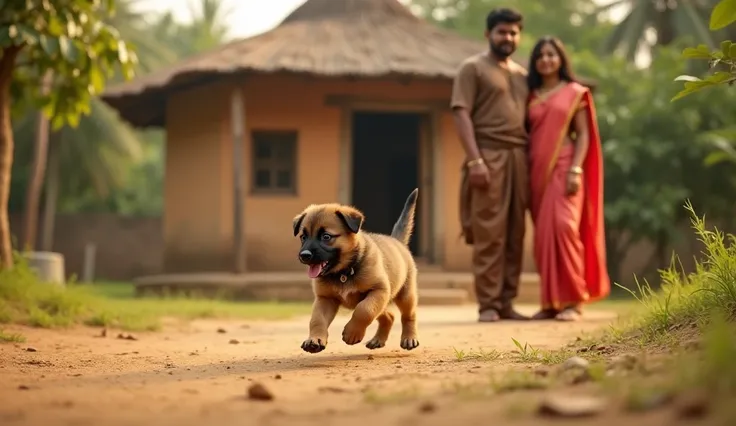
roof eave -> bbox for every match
[101,69,458,129]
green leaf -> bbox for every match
[671,87,698,102]
[674,75,701,82]
[671,78,718,101]
[57,36,79,63]
[88,65,104,95]
[682,44,712,59]
[39,35,59,57]
[706,71,736,85]
[16,24,40,45]
[47,16,64,37]
[730,44,736,60]
[51,114,65,131]
[710,0,736,31]
[721,40,733,58]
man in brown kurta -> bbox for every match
[451,8,530,322]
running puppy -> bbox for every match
[292,188,420,354]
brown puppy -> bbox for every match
[292,188,420,354]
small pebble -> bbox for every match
[534,367,550,377]
[627,392,673,412]
[229,339,240,345]
[676,392,709,418]
[274,374,282,380]
[217,328,227,334]
[561,356,590,371]
[247,382,274,401]
[25,347,37,352]
[538,394,606,418]
[609,354,637,370]
[419,401,437,413]
[116,333,137,341]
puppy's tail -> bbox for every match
[391,188,419,246]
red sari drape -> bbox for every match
[528,81,610,310]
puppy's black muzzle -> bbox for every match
[299,249,313,264]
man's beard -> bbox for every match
[490,41,515,58]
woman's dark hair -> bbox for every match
[526,36,579,92]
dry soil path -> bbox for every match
[0,304,632,426]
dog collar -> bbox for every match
[339,267,356,283]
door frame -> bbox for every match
[325,95,446,265]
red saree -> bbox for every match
[528,82,610,310]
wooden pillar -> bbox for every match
[430,109,444,267]
[337,106,353,205]
[231,86,246,273]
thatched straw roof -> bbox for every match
[101,0,487,128]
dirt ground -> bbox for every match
[0,304,704,426]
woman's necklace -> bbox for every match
[537,80,565,96]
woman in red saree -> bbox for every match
[526,37,610,321]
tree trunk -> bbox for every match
[0,46,21,270]
[40,131,60,252]
[654,7,675,46]
[22,73,51,250]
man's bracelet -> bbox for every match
[466,158,485,168]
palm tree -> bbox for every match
[597,0,719,60]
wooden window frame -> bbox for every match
[250,130,298,196]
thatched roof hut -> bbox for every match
[97,0,548,299]
[102,0,487,128]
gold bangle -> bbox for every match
[569,166,583,175]
[466,157,484,168]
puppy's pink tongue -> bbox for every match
[307,264,322,279]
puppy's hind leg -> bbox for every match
[366,310,395,350]
[395,272,420,351]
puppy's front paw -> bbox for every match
[400,337,420,351]
[301,337,326,353]
[365,337,386,350]
[342,322,366,345]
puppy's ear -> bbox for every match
[292,212,306,237]
[335,208,364,234]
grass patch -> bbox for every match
[0,328,25,343]
[452,346,502,362]
[513,202,736,410]
[0,256,311,331]
[613,202,736,346]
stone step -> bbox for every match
[417,288,468,306]
[134,271,541,305]
[416,272,541,304]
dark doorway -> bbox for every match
[351,111,422,256]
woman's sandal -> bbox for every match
[555,307,582,322]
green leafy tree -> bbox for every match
[672,0,736,167]
[573,44,736,281]
[0,0,136,269]
[673,0,736,100]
